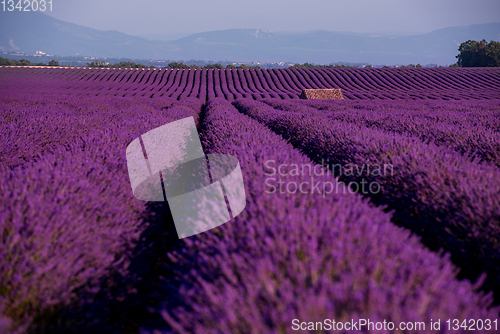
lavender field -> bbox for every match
[1,67,500,333]
[1,66,499,100]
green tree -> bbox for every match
[205,63,224,69]
[485,41,500,66]
[109,61,149,68]
[113,61,129,68]
[18,59,31,66]
[48,59,59,66]
[168,62,191,69]
[456,39,500,67]
[1,57,58,66]
[0,57,13,65]
[290,63,359,69]
[290,62,316,68]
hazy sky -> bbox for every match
[45,0,500,36]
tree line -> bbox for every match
[166,62,261,69]
[0,58,447,69]
[2,39,499,68]
[291,63,367,68]
[86,61,262,69]
[86,61,155,68]
[0,57,59,66]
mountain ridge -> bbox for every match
[1,10,499,65]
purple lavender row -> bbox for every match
[216,69,234,100]
[123,70,160,97]
[133,69,166,98]
[198,69,208,100]
[0,94,177,168]
[156,98,498,334]
[2,67,500,100]
[162,70,186,98]
[148,70,176,97]
[339,68,500,99]
[168,97,205,119]
[297,99,500,131]
[248,69,272,98]
[0,96,200,332]
[177,69,196,100]
[270,69,300,98]
[233,69,252,98]
[234,69,253,98]
[266,98,500,166]
[234,98,500,302]
[161,69,187,99]
[237,70,257,98]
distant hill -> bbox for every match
[137,32,193,41]
[0,10,173,59]
[1,10,499,65]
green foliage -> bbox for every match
[167,62,203,69]
[204,64,260,69]
[168,62,192,69]
[398,64,422,68]
[48,60,59,66]
[290,62,320,68]
[0,57,45,66]
[456,39,500,67]
[86,60,154,68]
[290,63,361,68]
[204,63,224,69]
[112,61,150,68]
[18,59,31,66]
[0,56,16,66]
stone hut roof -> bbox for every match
[299,89,344,99]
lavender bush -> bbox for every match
[263,98,500,166]
[0,95,201,332]
[234,98,500,302]
[0,65,499,332]
[155,98,498,334]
